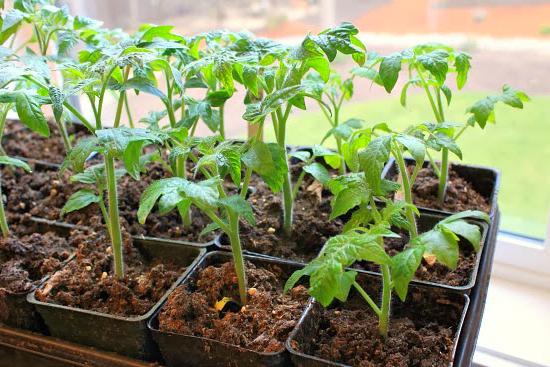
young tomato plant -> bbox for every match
[243,22,366,236]
[286,138,489,336]
[138,135,286,305]
[0,156,31,237]
[358,44,529,203]
[62,127,163,278]
[303,71,362,174]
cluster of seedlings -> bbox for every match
[0,1,528,366]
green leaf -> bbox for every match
[454,52,471,90]
[242,141,287,193]
[48,86,64,123]
[0,156,31,171]
[138,177,219,224]
[219,195,256,225]
[441,220,482,252]
[466,97,495,128]
[60,189,100,217]
[206,90,232,107]
[441,210,490,224]
[303,162,330,184]
[62,136,99,173]
[417,50,449,85]
[391,246,424,301]
[123,77,167,101]
[501,84,530,108]
[242,85,304,122]
[396,134,426,164]
[321,232,391,266]
[15,93,49,137]
[217,148,241,186]
[330,186,365,220]
[416,228,459,270]
[441,85,452,106]
[1,9,24,33]
[359,135,391,195]
[379,53,402,93]
[289,150,311,162]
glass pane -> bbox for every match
[62,0,550,238]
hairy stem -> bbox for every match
[379,265,392,338]
[240,168,252,199]
[435,89,448,204]
[54,117,72,153]
[394,147,418,239]
[227,210,247,305]
[105,152,124,279]
[275,106,293,236]
[219,103,225,139]
[353,281,381,316]
[0,179,9,238]
[124,93,134,128]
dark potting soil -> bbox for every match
[294,285,463,367]
[158,260,309,353]
[223,163,343,261]
[394,164,490,213]
[0,220,74,294]
[35,229,184,317]
[354,232,476,287]
[1,162,217,243]
[3,121,90,164]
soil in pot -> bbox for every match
[3,121,90,164]
[222,162,343,261]
[291,278,466,367]
[0,218,77,323]
[2,161,217,243]
[391,163,490,213]
[158,259,309,353]
[354,230,477,287]
[34,229,187,317]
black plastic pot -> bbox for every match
[453,208,500,366]
[0,218,78,333]
[286,273,470,367]
[352,212,489,293]
[382,157,500,219]
[148,251,308,367]
[28,240,206,361]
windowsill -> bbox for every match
[473,275,550,367]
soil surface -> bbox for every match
[36,229,185,317]
[221,163,343,261]
[392,164,491,214]
[294,281,464,367]
[0,219,74,294]
[3,121,90,164]
[158,259,309,353]
[354,231,477,287]
[0,217,75,324]
[1,161,217,243]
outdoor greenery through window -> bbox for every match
[57,0,549,239]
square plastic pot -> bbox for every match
[28,240,206,361]
[0,218,78,333]
[382,157,500,219]
[148,251,308,367]
[286,273,470,367]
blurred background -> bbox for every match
[48,2,550,365]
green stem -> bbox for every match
[227,210,247,305]
[438,149,449,204]
[219,103,225,139]
[113,67,130,128]
[435,89,448,204]
[97,66,117,129]
[98,194,111,237]
[426,150,440,178]
[0,179,9,238]
[275,105,293,236]
[54,116,72,153]
[240,168,252,199]
[0,104,11,142]
[454,124,468,141]
[105,152,124,279]
[124,93,134,128]
[379,265,392,338]
[394,147,418,239]
[333,98,346,175]
[353,281,381,316]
